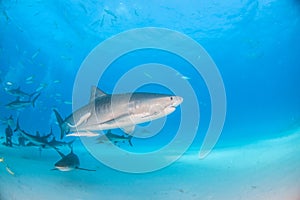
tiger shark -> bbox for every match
[54,86,183,139]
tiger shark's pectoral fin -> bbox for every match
[99,114,136,134]
[67,112,92,128]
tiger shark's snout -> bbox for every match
[171,96,183,107]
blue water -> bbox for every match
[0,0,300,199]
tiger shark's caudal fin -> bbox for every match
[53,109,66,139]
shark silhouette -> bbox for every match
[53,148,95,172]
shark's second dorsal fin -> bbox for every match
[90,86,107,102]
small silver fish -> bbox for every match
[31,49,40,59]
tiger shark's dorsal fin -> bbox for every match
[90,86,107,102]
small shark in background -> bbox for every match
[14,119,52,147]
[5,93,40,110]
[46,137,74,149]
[54,86,183,139]
[97,130,133,146]
[24,130,74,149]
[5,87,37,99]
[53,148,95,172]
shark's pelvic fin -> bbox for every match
[66,131,99,137]
[121,125,135,134]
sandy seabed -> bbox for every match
[0,129,300,200]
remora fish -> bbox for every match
[5,93,40,110]
[53,148,95,172]
[53,86,183,139]
[97,130,133,146]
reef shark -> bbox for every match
[14,119,52,147]
[54,86,183,139]
[5,93,40,110]
[46,137,74,149]
[97,130,133,146]
[53,148,95,172]
[5,86,37,99]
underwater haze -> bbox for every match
[0,0,300,200]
